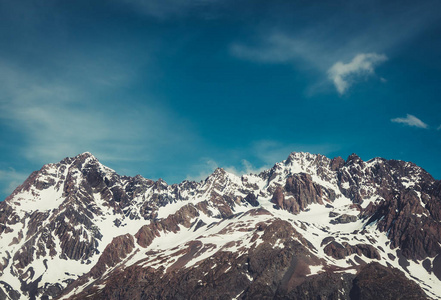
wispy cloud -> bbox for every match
[231,34,319,66]
[0,58,196,173]
[185,140,339,182]
[437,125,441,131]
[185,159,219,182]
[185,158,268,182]
[0,168,28,196]
[391,114,428,129]
[224,159,269,177]
[231,35,389,94]
[328,53,388,95]
[229,1,439,95]
[250,140,339,165]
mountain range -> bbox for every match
[0,151,440,299]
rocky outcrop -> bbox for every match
[271,173,335,214]
[427,180,441,221]
[64,220,324,300]
[330,156,345,171]
[135,204,200,248]
[89,234,135,278]
[330,214,358,224]
[361,190,441,260]
[282,271,355,300]
[337,155,434,205]
[323,241,380,260]
[350,262,428,299]
[0,202,19,235]
[64,241,425,300]
[244,193,259,207]
[333,154,441,262]
[271,186,286,210]
[135,224,160,249]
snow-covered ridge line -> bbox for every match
[0,151,439,300]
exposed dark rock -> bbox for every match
[271,186,285,210]
[270,173,336,214]
[134,223,159,248]
[62,245,427,300]
[281,272,354,300]
[330,214,357,224]
[89,234,135,279]
[321,236,335,247]
[361,190,441,260]
[349,262,428,299]
[422,258,432,273]
[324,242,380,260]
[193,219,206,231]
[285,173,325,206]
[65,220,322,300]
[0,281,20,300]
[330,156,345,171]
[433,254,441,281]
[244,193,259,207]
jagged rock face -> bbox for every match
[63,219,323,300]
[350,262,428,300]
[330,214,358,224]
[334,155,441,262]
[0,151,440,300]
[270,173,335,214]
[323,241,380,260]
[244,193,259,207]
[89,234,135,279]
[282,262,428,300]
[361,190,441,260]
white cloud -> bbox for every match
[391,114,428,129]
[229,1,436,95]
[186,158,268,182]
[185,140,339,182]
[224,159,269,177]
[328,53,387,94]
[437,125,441,131]
[231,35,389,95]
[250,140,339,165]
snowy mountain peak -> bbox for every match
[1,152,441,300]
[285,151,328,164]
[59,151,96,165]
[209,167,228,178]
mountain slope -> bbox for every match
[0,152,440,299]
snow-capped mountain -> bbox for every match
[1,152,440,299]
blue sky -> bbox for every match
[1,0,441,200]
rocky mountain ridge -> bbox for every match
[0,151,440,299]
